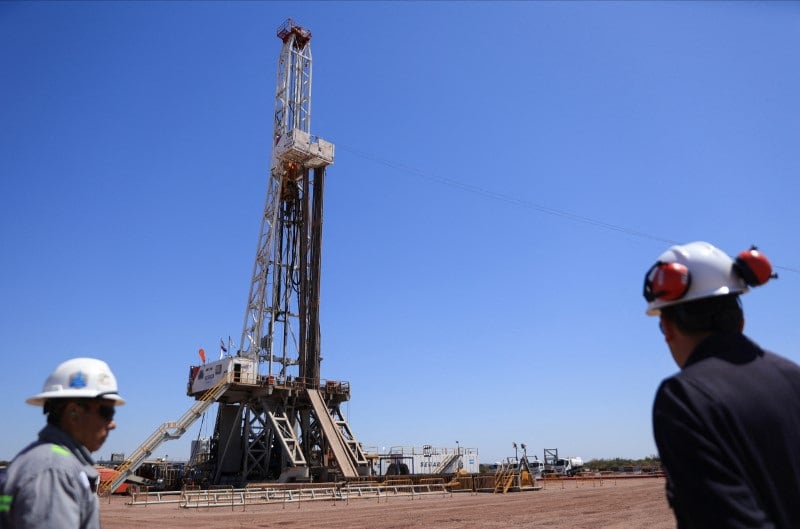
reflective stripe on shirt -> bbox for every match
[51,445,70,456]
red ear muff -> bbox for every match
[733,246,777,286]
[643,261,691,302]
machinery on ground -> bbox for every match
[99,18,367,493]
[376,445,480,476]
[553,456,584,476]
[526,455,544,478]
[491,444,540,493]
[193,17,367,485]
[543,448,584,476]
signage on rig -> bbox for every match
[187,357,257,395]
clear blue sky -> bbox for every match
[2,1,799,465]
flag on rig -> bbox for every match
[198,348,206,364]
[220,338,228,357]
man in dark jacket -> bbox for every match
[644,241,800,529]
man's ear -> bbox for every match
[660,316,675,342]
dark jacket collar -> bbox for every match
[684,332,763,368]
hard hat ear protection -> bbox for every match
[643,245,776,304]
[733,246,777,287]
[643,261,691,302]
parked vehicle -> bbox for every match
[526,456,545,478]
[553,456,584,476]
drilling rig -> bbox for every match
[188,18,367,484]
[98,19,366,494]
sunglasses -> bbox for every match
[82,401,116,422]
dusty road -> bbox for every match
[100,477,674,529]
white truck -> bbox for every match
[553,457,584,476]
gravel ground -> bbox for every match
[100,476,674,529]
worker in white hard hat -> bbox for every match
[644,241,800,529]
[0,357,124,529]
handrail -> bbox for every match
[98,376,230,495]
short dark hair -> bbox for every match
[660,293,744,335]
[43,399,71,425]
[43,398,96,425]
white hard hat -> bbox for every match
[27,357,126,406]
[643,241,775,316]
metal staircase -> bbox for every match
[493,466,516,494]
[433,453,460,474]
[98,377,231,494]
[306,388,367,478]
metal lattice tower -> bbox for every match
[97,19,366,493]
[200,19,367,484]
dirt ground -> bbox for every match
[100,477,675,529]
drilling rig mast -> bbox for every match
[95,19,366,494]
[187,18,368,484]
